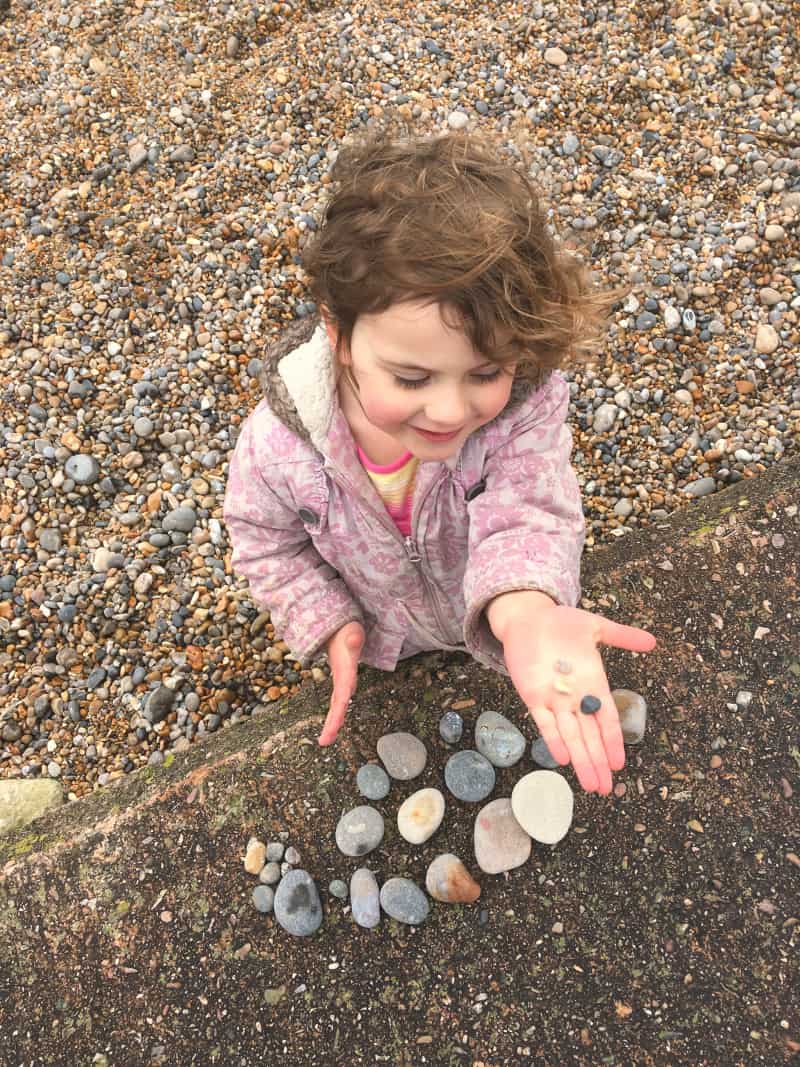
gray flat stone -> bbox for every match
[474,797,532,874]
[379,877,430,925]
[356,763,391,800]
[530,736,560,769]
[335,805,384,857]
[444,750,496,802]
[475,711,526,767]
[273,869,322,936]
[350,868,380,928]
[376,732,427,780]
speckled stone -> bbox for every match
[350,868,380,929]
[439,711,464,744]
[511,771,574,845]
[273,869,323,936]
[474,710,526,767]
[328,879,348,900]
[335,805,385,857]
[376,732,427,780]
[356,763,391,800]
[379,877,430,925]
[444,750,496,802]
[474,797,532,874]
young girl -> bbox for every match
[223,124,656,796]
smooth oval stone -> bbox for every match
[444,750,496,802]
[397,787,445,844]
[252,885,275,913]
[328,879,348,900]
[335,805,384,857]
[350,868,380,928]
[379,877,430,925]
[474,797,532,874]
[531,736,560,769]
[376,732,427,780]
[273,869,323,936]
[511,771,574,844]
[475,710,526,767]
[425,853,481,903]
[259,862,281,885]
[612,689,648,744]
[439,710,463,744]
[356,762,391,800]
[244,837,266,875]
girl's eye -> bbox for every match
[394,369,503,390]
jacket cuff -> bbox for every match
[463,566,580,676]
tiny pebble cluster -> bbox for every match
[243,696,647,934]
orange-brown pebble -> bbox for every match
[425,853,481,903]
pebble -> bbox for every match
[444,750,496,802]
[474,710,526,767]
[356,763,391,800]
[612,689,648,744]
[252,885,275,914]
[1,0,798,798]
[511,771,574,844]
[376,732,427,780]
[439,711,464,744]
[425,854,481,903]
[379,877,430,925]
[284,845,301,865]
[350,868,381,928]
[531,737,561,769]
[684,477,717,498]
[397,787,445,844]
[474,797,532,874]
[259,862,281,885]
[265,842,285,862]
[335,805,385,857]
[755,324,780,354]
[273,869,323,936]
[328,879,348,900]
[244,837,267,875]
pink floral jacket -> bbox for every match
[223,316,585,674]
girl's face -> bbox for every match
[325,300,516,460]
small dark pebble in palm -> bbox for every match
[579,694,602,715]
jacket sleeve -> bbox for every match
[462,372,585,674]
[223,412,364,663]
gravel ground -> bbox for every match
[0,0,798,798]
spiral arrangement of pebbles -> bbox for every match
[244,699,647,935]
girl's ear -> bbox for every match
[320,306,344,360]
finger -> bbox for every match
[527,703,571,765]
[596,692,626,772]
[550,702,601,793]
[596,618,657,653]
[318,670,354,746]
[574,707,613,795]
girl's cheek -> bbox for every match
[362,394,414,425]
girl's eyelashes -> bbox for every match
[394,369,503,390]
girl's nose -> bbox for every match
[426,387,469,428]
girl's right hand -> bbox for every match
[318,621,365,746]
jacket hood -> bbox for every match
[258,312,545,452]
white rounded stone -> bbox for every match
[510,771,574,844]
[397,788,445,844]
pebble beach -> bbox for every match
[0,0,798,800]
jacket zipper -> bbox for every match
[324,465,454,639]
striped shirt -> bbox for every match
[357,445,419,537]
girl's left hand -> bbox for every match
[500,604,656,795]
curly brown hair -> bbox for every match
[300,119,622,386]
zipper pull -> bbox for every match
[404,536,422,563]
